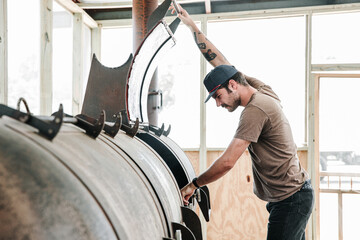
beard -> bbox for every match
[222,99,241,112]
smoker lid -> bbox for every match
[126,20,176,124]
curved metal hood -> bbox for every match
[126,20,176,124]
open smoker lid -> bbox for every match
[126,20,176,124]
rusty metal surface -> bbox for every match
[0,118,117,240]
[132,0,158,53]
[81,54,132,123]
[0,117,172,239]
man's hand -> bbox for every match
[170,3,196,29]
[181,182,197,205]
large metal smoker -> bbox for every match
[0,1,210,239]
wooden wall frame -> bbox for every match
[311,73,360,240]
[0,0,8,105]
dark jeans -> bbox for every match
[266,180,314,240]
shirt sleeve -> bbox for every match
[234,106,269,143]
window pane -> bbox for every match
[343,194,360,240]
[207,16,305,148]
[8,0,40,114]
[53,1,73,114]
[320,193,338,240]
[312,12,360,64]
[158,24,200,148]
[101,27,132,67]
[319,77,360,170]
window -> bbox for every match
[317,75,360,240]
[207,16,306,148]
[312,12,360,64]
[101,27,133,68]
[53,1,73,114]
[8,0,40,114]
[158,24,201,148]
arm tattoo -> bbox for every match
[204,49,217,61]
[193,32,217,61]
[193,32,206,49]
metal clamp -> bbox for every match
[147,123,171,137]
[75,111,105,139]
[0,101,63,141]
[181,206,203,240]
[104,113,122,137]
[171,222,195,240]
[120,109,139,138]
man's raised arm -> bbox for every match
[174,5,230,67]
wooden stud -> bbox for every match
[72,12,84,115]
[199,16,208,240]
[0,0,8,104]
[91,25,102,60]
[204,0,211,14]
[40,0,53,115]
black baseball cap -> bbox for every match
[203,65,238,103]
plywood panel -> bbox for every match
[206,150,268,240]
[298,149,308,171]
[185,151,200,175]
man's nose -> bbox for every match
[215,98,221,107]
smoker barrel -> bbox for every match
[0,3,209,238]
[0,116,190,240]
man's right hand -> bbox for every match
[181,182,197,206]
[170,3,196,30]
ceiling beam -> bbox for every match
[55,0,98,28]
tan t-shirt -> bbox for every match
[234,76,309,202]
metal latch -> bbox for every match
[148,90,163,110]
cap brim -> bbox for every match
[204,86,221,103]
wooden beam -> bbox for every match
[55,0,98,28]
[72,12,84,115]
[0,0,8,104]
[77,2,133,9]
[91,26,102,60]
[204,0,211,14]
[199,16,208,240]
[305,12,314,240]
[76,0,202,9]
[312,63,360,72]
[40,0,53,115]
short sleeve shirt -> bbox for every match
[235,76,309,202]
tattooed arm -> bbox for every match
[175,5,230,67]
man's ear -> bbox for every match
[228,79,237,91]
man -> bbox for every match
[173,4,314,240]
